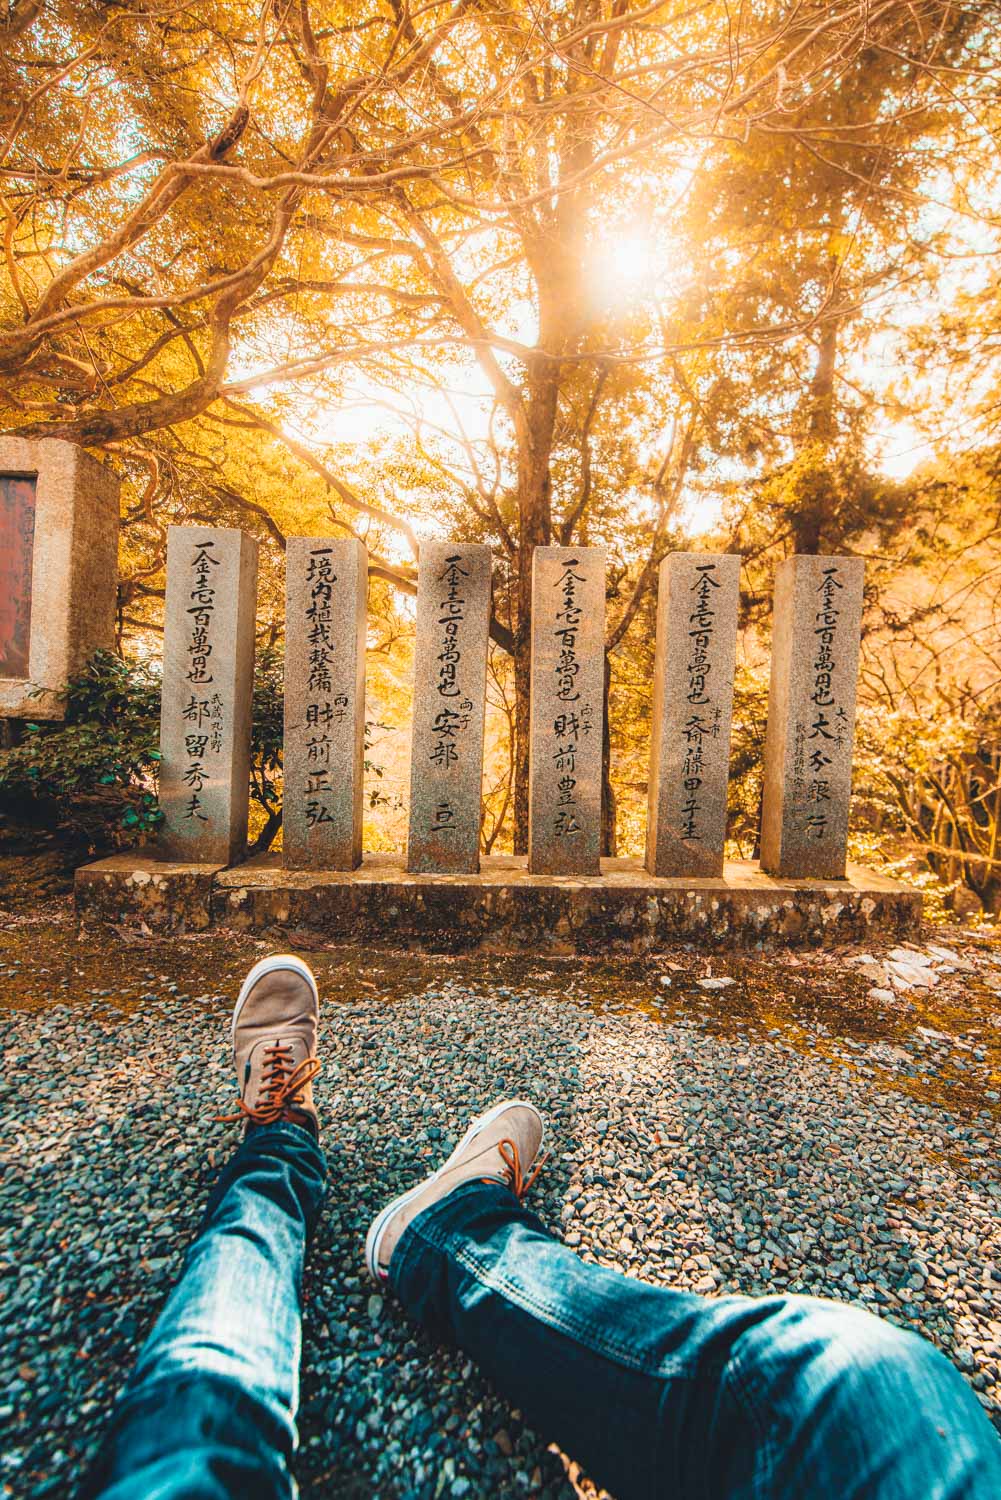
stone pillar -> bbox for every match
[407,542,491,874]
[760,554,865,879]
[158,526,258,864]
[283,538,367,870]
[646,552,740,877]
[0,437,119,720]
[528,546,606,875]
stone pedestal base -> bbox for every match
[74,854,225,931]
[75,853,921,951]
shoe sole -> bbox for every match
[364,1098,545,1283]
[231,953,320,1042]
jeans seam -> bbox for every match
[409,1215,701,1380]
[724,1347,774,1500]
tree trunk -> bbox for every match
[511,362,558,852]
[512,627,533,853]
[808,310,838,447]
[751,782,764,860]
[791,312,839,555]
[786,212,846,555]
[250,805,282,855]
[508,161,585,850]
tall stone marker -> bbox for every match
[407,542,491,874]
[646,552,740,878]
[0,437,119,719]
[761,554,865,879]
[529,546,606,876]
[159,526,258,864]
[284,537,367,870]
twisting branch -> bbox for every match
[222,398,421,557]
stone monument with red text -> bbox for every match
[0,437,119,720]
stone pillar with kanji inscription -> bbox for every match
[407,542,491,874]
[0,437,119,720]
[528,546,606,876]
[158,526,258,864]
[646,552,740,877]
[284,538,367,870]
[760,554,865,879]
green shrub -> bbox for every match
[0,650,162,849]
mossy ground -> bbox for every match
[3,853,997,1130]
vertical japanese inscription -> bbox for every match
[0,474,36,680]
[179,538,222,827]
[159,526,257,863]
[646,553,739,877]
[407,542,490,874]
[284,538,367,869]
[529,546,606,875]
[761,554,864,879]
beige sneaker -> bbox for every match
[218,954,321,1136]
[365,1099,545,1282]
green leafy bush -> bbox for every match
[0,650,162,849]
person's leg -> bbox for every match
[81,956,327,1500]
[370,1101,1001,1500]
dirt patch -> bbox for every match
[3,893,998,1126]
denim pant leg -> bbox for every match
[390,1182,1001,1500]
[80,1123,328,1500]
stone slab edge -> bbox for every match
[74,854,921,949]
[74,854,225,932]
[206,860,921,953]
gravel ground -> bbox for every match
[2,904,1000,1499]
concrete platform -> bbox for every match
[75,851,922,950]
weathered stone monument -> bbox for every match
[761,554,865,879]
[76,535,919,949]
[529,546,606,875]
[407,542,491,874]
[646,552,740,877]
[284,538,367,870]
[158,525,258,864]
[0,437,119,719]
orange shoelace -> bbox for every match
[217,1043,321,1126]
[492,1137,548,1199]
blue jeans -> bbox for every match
[81,1124,326,1500]
[82,1126,1001,1499]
